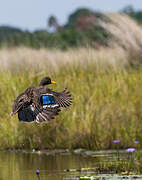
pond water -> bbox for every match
[0,150,95,180]
[0,150,141,180]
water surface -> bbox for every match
[0,150,95,180]
[0,150,142,180]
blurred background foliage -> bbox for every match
[121,5,142,24]
[0,5,141,50]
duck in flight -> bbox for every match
[10,77,72,123]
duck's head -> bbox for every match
[39,77,56,86]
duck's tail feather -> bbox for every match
[18,105,60,123]
[18,105,36,123]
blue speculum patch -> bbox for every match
[42,95,56,105]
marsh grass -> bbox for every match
[66,151,142,178]
[97,151,142,175]
[0,47,141,150]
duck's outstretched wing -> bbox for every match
[27,88,72,123]
[52,88,72,108]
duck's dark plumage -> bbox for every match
[10,77,72,123]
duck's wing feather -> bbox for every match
[11,93,31,116]
[34,107,61,123]
[51,88,72,108]
[11,87,36,116]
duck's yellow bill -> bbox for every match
[51,80,56,84]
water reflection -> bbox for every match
[0,151,95,180]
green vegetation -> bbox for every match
[0,47,142,150]
[0,25,110,49]
[0,8,111,49]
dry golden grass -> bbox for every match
[101,13,142,51]
[0,47,128,72]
